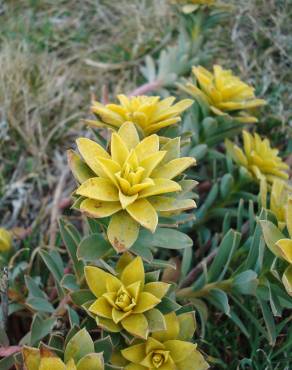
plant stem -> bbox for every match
[177,279,233,299]
[128,80,162,97]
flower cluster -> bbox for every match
[225,130,289,184]
[69,121,196,250]
[85,256,170,338]
[22,329,104,370]
[260,178,290,230]
[261,196,292,296]
[183,65,266,123]
[120,312,209,370]
[88,95,193,136]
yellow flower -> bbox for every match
[88,95,193,136]
[85,256,170,339]
[183,65,266,123]
[261,196,292,296]
[120,312,209,370]
[260,178,290,230]
[0,228,12,252]
[70,122,196,250]
[225,130,289,184]
[22,329,104,370]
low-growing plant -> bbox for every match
[0,2,291,370]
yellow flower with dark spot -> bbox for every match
[183,65,266,123]
[120,312,209,370]
[225,130,289,184]
[85,256,170,339]
[88,95,193,136]
[0,228,12,252]
[70,121,196,250]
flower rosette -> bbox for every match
[85,255,170,339]
[182,65,266,123]
[261,196,292,296]
[225,130,289,184]
[87,95,193,136]
[68,121,196,251]
[114,311,209,370]
[22,329,104,370]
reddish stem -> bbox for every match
[128,80,162,97]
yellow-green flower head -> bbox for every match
[89,95,193,136]
[120,312,209,370]
[261,196,292,295]
[260,178,291,230]
[70,122,196,250]
[85,256,170,339]
[184,65,266,123]
[22,329,104,370]
[225,130,289,184]
[0,228,12,252]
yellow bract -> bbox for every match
[225,130,289,184]
[22,330,104,370]
[72,121,196,250]
[88,95,193,136]
[183,65,266,123]
[261,196,292,296]
[85,256,170,339]
[260,179,290,230]
[0,228,12,252]
[120,312,209,370]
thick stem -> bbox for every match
[179,248,217,288]
[128,80,162,97]
[177,279,233,299]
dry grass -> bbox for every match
[0,0,172,238]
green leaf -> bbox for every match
[39,249,64,298]
[282,265,292,296]
[233,270,258,295]
[130,242,153,262]
[64,328,94,363]
[94,336,113,363]
[208,229,241,282]
[260,220,285,258]
[25,275,47,299]
[68,306,80,327]
[59,219,84,280]
[207,289,230,316]
[0,355,15,370]
[26,297,55,313]
[77,233,113,262]
[139,228,193,249]
[156,297,181,314]
[257,298,276,345]
[220,174,234,199]
[196,183,219,219]
[144,308,166,332]
[189,144,208,160]
[30,314,56,346]
[181,245,192,279]
[61,274,79,292]
[71,289,95,306]
[177,311,196,341]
